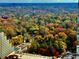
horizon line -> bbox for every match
[0,2,78,3]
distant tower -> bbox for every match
[0,32,14,59]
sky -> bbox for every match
[0,0,78,3]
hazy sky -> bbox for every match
[0,0,78,3]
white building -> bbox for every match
[0,32,14,58]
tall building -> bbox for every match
[0,32,14,58]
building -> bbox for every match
[0,32,14,59]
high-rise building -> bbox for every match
[0,32,14,59]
